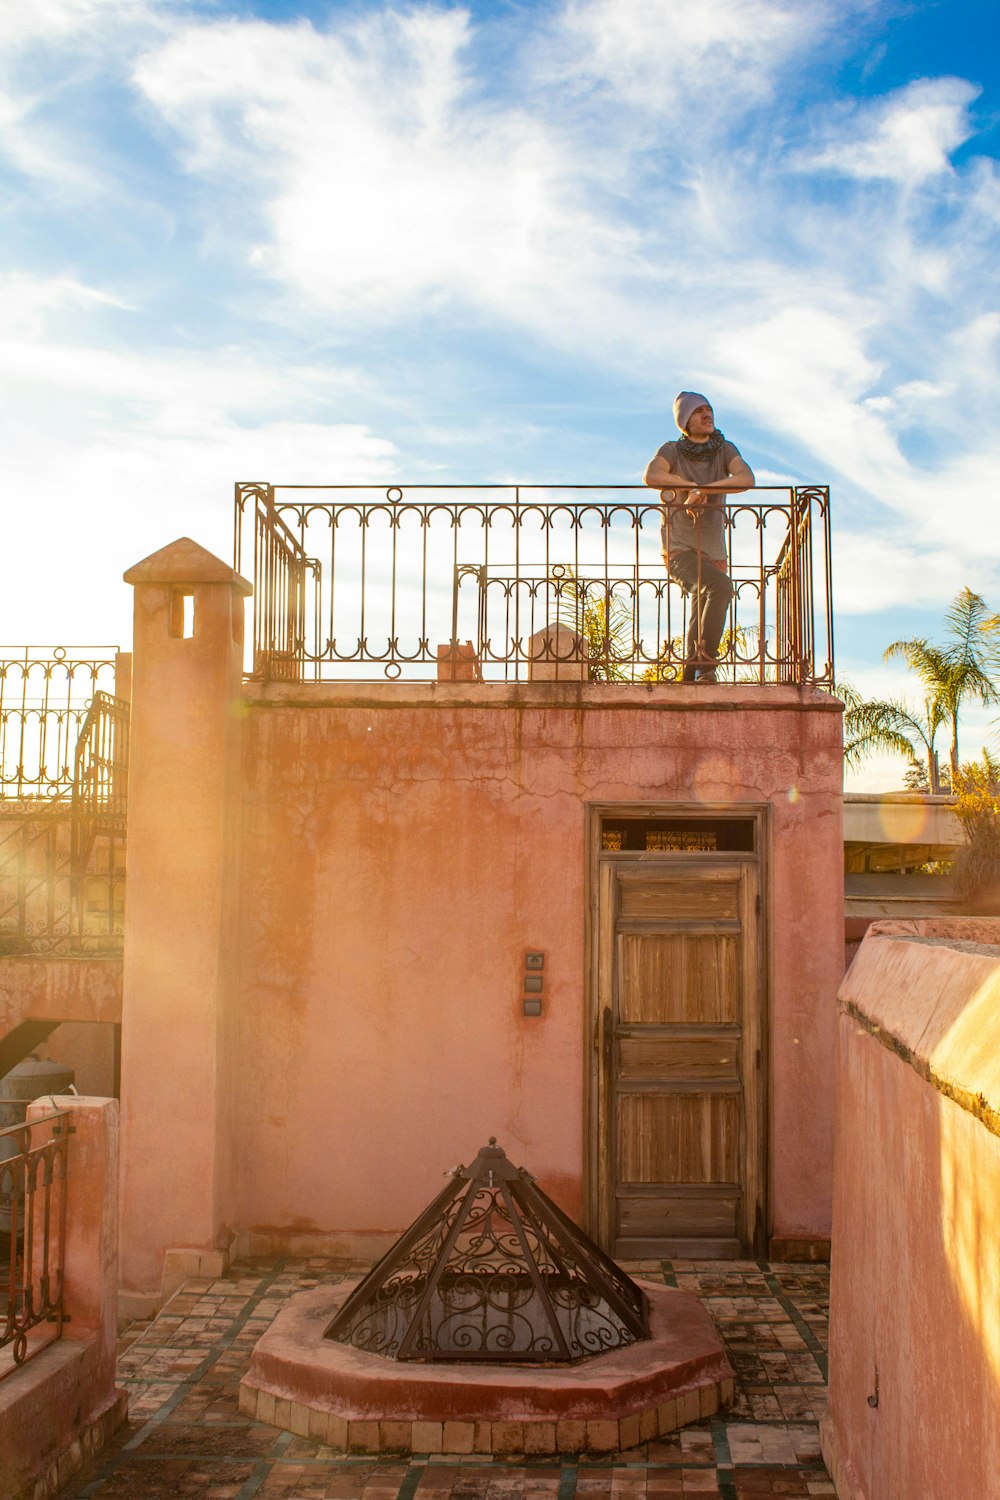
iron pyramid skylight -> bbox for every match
[325,1138,649,1364]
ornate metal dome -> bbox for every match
[325,1138,649,1364]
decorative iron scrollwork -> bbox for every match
[234,483,835,687]
[0,1112,69,1373]
[326,1139,649,1364]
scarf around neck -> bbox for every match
[677,429,725,462]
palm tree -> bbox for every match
[840,680,947,793]
[842,588,1000,791]
[884,587,1000,784]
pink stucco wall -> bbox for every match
[117,542,844,1297]
[119,540,249,1300]
[231,681,843,1249]
[823,921,1000,1499]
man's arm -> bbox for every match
[643,453,696,489]
[697,455,755,494]
[643,452,755,510]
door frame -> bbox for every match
[583,800,772,1252]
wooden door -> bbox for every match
[595,857,764,1258]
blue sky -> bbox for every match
[2,0,999,786]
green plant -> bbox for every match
[551,567,632,682]
[640,623,763,683]
[951,750,1000,906]
[640,635,685,683]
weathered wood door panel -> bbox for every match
[596,856,764,1258]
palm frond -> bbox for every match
[641,636,685,683]
[952,659,1000,708]
[943,586,992,667]
[833,679,862,713]
[883,637,949,685]
[842,695,934,771]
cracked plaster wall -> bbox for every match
[231,689,843,1245]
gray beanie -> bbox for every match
[673,391,711,433]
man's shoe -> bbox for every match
[681,663,698,683]
[695,667,718,683]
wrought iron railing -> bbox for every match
[233,489,319,682]
[0,692,129,955]
[234,485,834,685]
[0,649,118,799]
[71,692,129,951]
[0,1110,69,1375]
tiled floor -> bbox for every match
[57,1259,835,1500]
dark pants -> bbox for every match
[665,549,734,679]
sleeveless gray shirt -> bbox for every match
[656,438,742,564]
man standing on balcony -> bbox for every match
[644,392,755,682]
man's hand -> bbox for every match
[685,487,707,513]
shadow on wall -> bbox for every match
[824,921,1000,1499]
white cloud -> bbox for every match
[3,0,1000,660]
[543,0,825,112]
[0,410,399,645]
[1,0,126,49]
[862,380,949,424]
[124,3,996,502]
[133,8,642,324]
[833,532,972,615]
[0,1,168,195]
[709,304,912,496]
[0,271,398,644]
[0,273,135,336]
[799,77,980,185]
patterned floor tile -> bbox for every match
[55,1256,832,1500]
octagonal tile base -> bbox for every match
[239,1279,733,1454]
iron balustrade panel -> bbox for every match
[0,691,128,955]
[71,691,129,954]
[0,804,74,956]
[72,692,129,841]
[234,484,315,681]
[0,650,118,800]
[234,485,834,685]
[0,1110,70,1376]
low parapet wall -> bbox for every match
[822,918,1000,1499]
[0,955,123,1031]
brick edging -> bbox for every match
[238,1375,734,1454]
